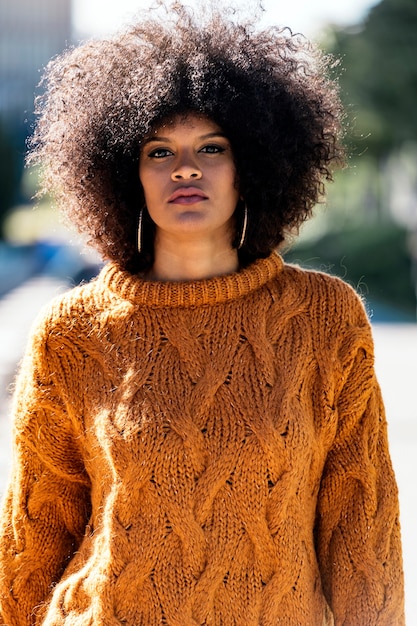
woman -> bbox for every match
[0,3,405,625]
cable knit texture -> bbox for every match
[0,253,404,625]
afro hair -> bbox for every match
[28,1,345,272]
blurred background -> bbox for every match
[0,0,416,622]
[1,0,417,320]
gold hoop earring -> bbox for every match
[237,204,248,250]
[137,207,144,254]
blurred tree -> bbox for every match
[325,0,417,157]
[290,0,417,320]
[0,117,21,237]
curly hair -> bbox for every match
[28,1,345,273]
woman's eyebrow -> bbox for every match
[200,132,229,140]
[142,132,228,145]
[142,135,171,145]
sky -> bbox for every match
[73,0,379,39]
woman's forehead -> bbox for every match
[148,112,224,137]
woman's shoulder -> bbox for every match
[27,263,122,341]
[278,259,371,327]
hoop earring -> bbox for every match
[137,207,144,254]
[237,204,248,250]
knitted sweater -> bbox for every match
[0,253,404,626]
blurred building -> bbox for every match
[0,0,72,128]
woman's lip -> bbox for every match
[168,187,208,203]
[170,195,207,205]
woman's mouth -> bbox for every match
[168,187,208,205]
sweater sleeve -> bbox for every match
[0,316,91,626]
[314,301,405,625]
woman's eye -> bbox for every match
[148,148,172,158]
[200,144,226,154]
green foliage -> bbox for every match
[325,0,417,157]
[284,223,416,320]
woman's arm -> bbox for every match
[315,319,405,625]
[0,323,91,626]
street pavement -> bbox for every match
[0,278,416,623]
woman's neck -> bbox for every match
[148,233,239,281]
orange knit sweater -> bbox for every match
[0,253,404,625]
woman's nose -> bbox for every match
[171,158,202,181]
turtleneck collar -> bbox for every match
[100,252,283,308]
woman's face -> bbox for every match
[139,114,240,243]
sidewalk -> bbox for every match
[0,280,416,622]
